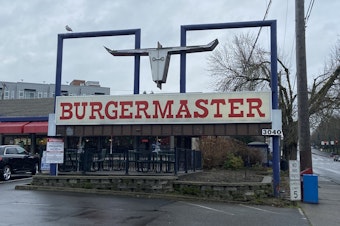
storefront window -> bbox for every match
[3,136,31,150]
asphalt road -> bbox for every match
[0,178,309,226]
[312,149,340,184]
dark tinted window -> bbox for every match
[0,147,4,155]
[6,147,18,154]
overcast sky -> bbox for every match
[0,0,339,95]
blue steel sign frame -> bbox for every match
[54,29,141,97]
[179,21,280,197]
[52,21,279,197]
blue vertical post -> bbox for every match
[55,35,63,98]
[270,21,280,197]
[134,29,141,94]
[180,27,187,93]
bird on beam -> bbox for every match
[65,25,73,32]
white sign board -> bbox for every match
[271,109,282,131]
[40,152,50,171]
[289,160,301,201]
[289,180,302,201]
[289,160,300,181]
[46,138,64,164]
[55,92,272,125]
[261,129,282,136]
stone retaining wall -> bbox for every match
[28,175,272,202]
[173,180,272,201]
[31,175,177,193]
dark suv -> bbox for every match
[0,145,39,181]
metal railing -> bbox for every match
[59,148,202,175]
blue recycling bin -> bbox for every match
[303,174,318,203]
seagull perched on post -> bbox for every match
[65,25,73,32]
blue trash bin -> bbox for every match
[303,174,318,203]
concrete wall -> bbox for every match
[30,174,273,202]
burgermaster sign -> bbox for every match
[55,92,271,125]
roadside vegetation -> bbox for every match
[199,136,264,170]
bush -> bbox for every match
[199,136,263,169]
[224,153,244,170]
[199,137,230,169]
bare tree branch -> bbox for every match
[208,34,339,160]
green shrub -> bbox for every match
[224,153,244,170]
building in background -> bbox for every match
[0,79,110,153]
[0,79,109,100]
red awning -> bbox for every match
[0,122,29,134]
[23,121,48,134]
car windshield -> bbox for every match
[16,146,27,155]
[1,146,27,155]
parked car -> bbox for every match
[334,155,340,162]
[0,145,39,181]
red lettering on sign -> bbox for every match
[119,101,133,119]
[153,100,174,118]
[56,94,269,124]
[211,99,226,118]
[105,101,118,119]
[59,102,73,120]
[176,100,192,118]
[228,99,244,117]
[246,98,265,117]
[74,102,88,119]
[89,102,104,119]
[135,101,150,119]
[194,99,209,118]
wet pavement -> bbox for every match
[1,178,308,226]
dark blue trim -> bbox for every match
[54,34,63,111]
[180,26,187,93]
[134,29,141,94]
[0,116,48,122]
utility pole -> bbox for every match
[295,0,313,171]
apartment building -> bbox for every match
[0,80,110,100]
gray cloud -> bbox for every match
[0,0,338,94]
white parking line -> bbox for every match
[183,202,235,215]
[239,204,280,214]
[298,208,307,220]
[12,202,49,206]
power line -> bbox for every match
[282,0,289,50]
[305,0,315,27]
[247,0,272,62]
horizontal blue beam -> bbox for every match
[0,116,49,122]
[58,29,140,39]
[181,20,275,31]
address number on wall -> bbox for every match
[261,129,282,136]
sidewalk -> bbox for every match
[300,177,340,226]
[300,148,340,226]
